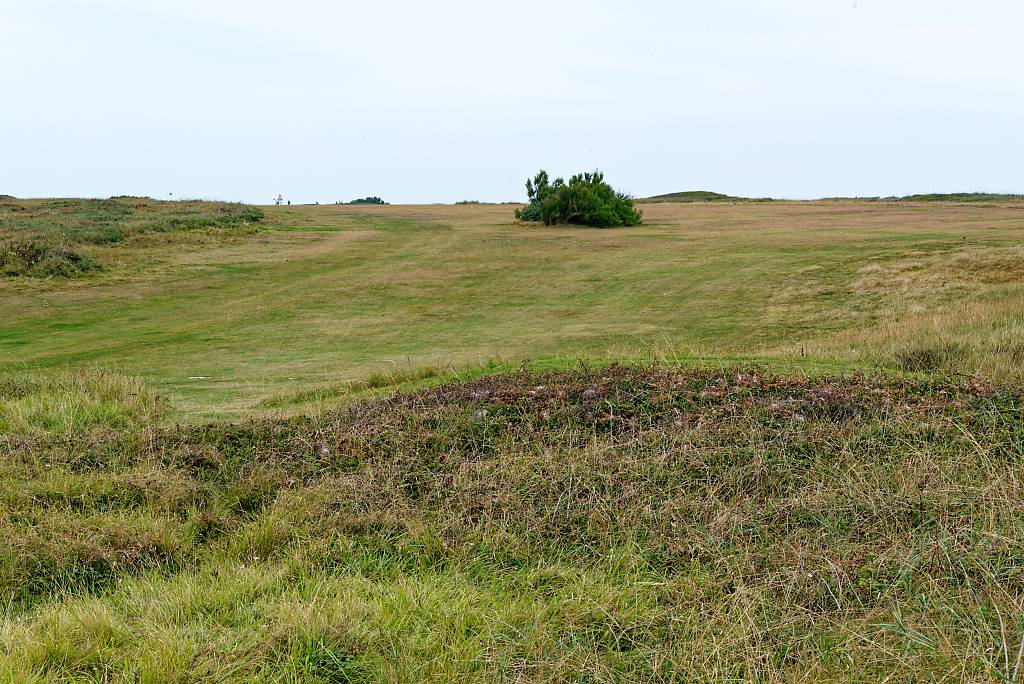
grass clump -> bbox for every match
[0,239,101,278]
[1,366,1023,681]
[893,342,969,372]
[0,369,162,435]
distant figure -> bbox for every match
[287,200,291,205]
[275,194,283,206]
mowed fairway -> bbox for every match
[3,200,1024,419]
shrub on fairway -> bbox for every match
[516,169,641,227]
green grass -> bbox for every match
[0,368,162,435]
[2,199,1023,419]
[3,198,1024,681]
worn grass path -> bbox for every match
[2,201,1023,419]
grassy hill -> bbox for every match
[1,197,262,277]
[2,366,1022,681]
[3,198,1024,680]
[638,190,772,203]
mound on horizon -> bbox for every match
[638,190,772,203]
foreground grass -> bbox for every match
[0,369,162,435]
[1,366,1022,681]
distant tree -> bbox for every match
[515,170,641,227]
[348,196,388,205]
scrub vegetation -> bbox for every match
[0,197,262,277]
[2,195,1024,681]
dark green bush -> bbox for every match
[348,197,388,205]
[515,170,641,227]
[515,201,544,222]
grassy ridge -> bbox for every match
[0,197,263,277]
[818,192,1024,203]
[638,190,771,203]
[1,366,1022,681]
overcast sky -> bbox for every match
[2,0,1022,204]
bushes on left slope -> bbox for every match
[0,198,264,279]
[1,239,101,278]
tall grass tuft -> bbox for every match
[0,369,163,435]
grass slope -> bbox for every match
[3,200,1024,419]
[1,197,262,277]
[1,366,1022,681]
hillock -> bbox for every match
[0,197,263,277]
[2,365,1021,681]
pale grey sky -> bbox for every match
[2,0,1022,204]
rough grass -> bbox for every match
[0,197,263,277]
[0,369,162,435]
[1,366,1023,681]
[0,240,102,279]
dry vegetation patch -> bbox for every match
[2,366,1022,681]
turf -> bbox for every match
[2,199,1024,420]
